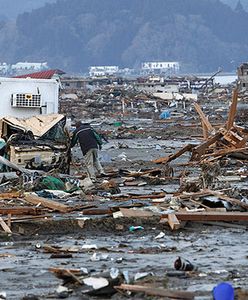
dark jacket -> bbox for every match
[70,124,101,155]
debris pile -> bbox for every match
[1,79,248,299]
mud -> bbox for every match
[0,221,247,299]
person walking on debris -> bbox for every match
[70,121,106,182]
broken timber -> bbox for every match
[153,144,194,164]
[24,194,70,213]
[0,216,12,234]
[168,213,181,230]
[0,207,41,215]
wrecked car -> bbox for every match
[0,114,70,173]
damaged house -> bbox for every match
[0,70,64,119]
[0,114,70,173]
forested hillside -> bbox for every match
[221,0,248,11]
[0,0,56,20]
[0,0,248,73]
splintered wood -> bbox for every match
[154,86,248,164]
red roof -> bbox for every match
[14,69,65,79]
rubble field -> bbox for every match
[1,79,248,299]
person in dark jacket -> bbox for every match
[70,122,105,181]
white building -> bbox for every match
[0,77,59,118]
[141,61,180,74]
[11,62,48,73]
[89,66,119,77]
[0,63,10,74]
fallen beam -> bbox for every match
[162,211,248,222]
[153,144,194,164]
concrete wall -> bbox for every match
[0,77,59,118]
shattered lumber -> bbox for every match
[0,216,12,234]
[0,207,41,215]
[115,284,195,299]
[161,211,248,222]
[24,194,70,213]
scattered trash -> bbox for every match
[129,226,144,232]
[154,231,165,239]
[174,257,197,271]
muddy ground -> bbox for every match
[1,119,248,299]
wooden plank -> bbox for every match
[161,211,248,222]
[226,87,238,130]
[194,102,213,132]
[153,144,194,164]
[0,216,12,233]
[82,208,112,215]
[0,207,41,215]
[2,214,51,223]
[110,192,166,201]
[168,213,181,230]
[119,208,154,218]
[115,284,195,299]
[24,194,70,213]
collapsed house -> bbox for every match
[0,114,70,173]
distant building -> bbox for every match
[0,63,10,75]
[141,61,180,74]
[11,62,48,76]
[61,77,87,89]
[237,63,248,89]
[89,66,119,77]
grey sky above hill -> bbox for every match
[0,0,247,73]
[0,0,246,20]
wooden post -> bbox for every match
[226,87,238,130]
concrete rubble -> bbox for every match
[0,74,248,299]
